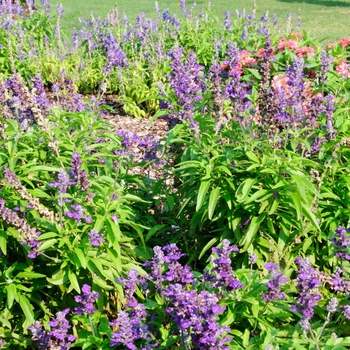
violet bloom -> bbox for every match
[204,239,244,291]
[167,46,204,127]
[30,309,76,349]
[74,284,99,315]
[0,198,41,258]
[70,152,91,191]
[342,305,350,320]
[88,230,104,247]
[64,203,92,224]
[262,262,288,302]
[117,270,148,307]
[163,284,232,349]
[291,257,321,322]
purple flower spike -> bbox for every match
[262,262,288,302]
[291,257,321,322]
[88,230,104,247]
[74,284,99,315]
[204,239,244,291]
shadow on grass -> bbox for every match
[277,0,350,7]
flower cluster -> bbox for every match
[291,257,322,327]
[74,284,99,315]
[64,204,92,224]
[262,262,288,302]
[204,239,244,291]
[0,198,41,258]
[329,225,350,261]
[29,309,76,349]
[69,152,91,191]
[163,284,232,349]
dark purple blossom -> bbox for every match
[70,152,91,191]
[0,198,41,258]
[30,309,75,350]
[262,262,288,302]
[291,257,321,322]
[88,230,104,247]
[64,204,92,224]
[74,284,99,315]
[163,284,232,349]
[342,305,350,320]
[204,239,244,291]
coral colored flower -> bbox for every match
[257,47,275,59]
[339,37,350,48]
[277,39,298,51]
[335,62,350,78]
[239,50,257,67]
[296,46,315,58]
[290,32,303,40]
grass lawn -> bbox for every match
[48,0,350,42]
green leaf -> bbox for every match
[246,151,260,163]
[196,180,211,212]
[16,272,46,279]
[0,230,7,255]
[290,192,302,221]
[236,178,256,201]
[18,294,35,326]
[208,187,220,220]
[68,269,81,293]
[73,248,87,269]
[240,213,266,251]
[31,166,60,172]
[6,284,17,309]
[301,203,320,230]
[27,188,52,199]
[47,269,69,285]
[36,239,57,252]
[198,237,218,260]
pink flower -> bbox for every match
[339,37,350,48]
[335,61,350,78]
[257,47,275,59]
[296,46,315,58]
[277,39,298,51]
[239,50,257,66]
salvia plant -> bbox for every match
[1,0,350,349]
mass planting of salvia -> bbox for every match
[1,0,350,348]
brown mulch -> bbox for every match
[100,96,170,180]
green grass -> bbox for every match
[49,0,350,43]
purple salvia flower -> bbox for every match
[167,46,204,128]
[88,230,104,247]
[163,284,232,349]
[162,243,185,262]
[342,305,350,320]
[204,239,244,291]
[74,284,99,315]
[326,297,338,313]
[70,152,91,191]
[165,261,194,284]
[30,309,76,349]
[110,311,137,349]
[249,253,258,265]
[64,203,92,224]
[223,11,232,31]
[291,257,322,322]
[0,198,41,258]
[262,262,288,302]
[143,246,164,287]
